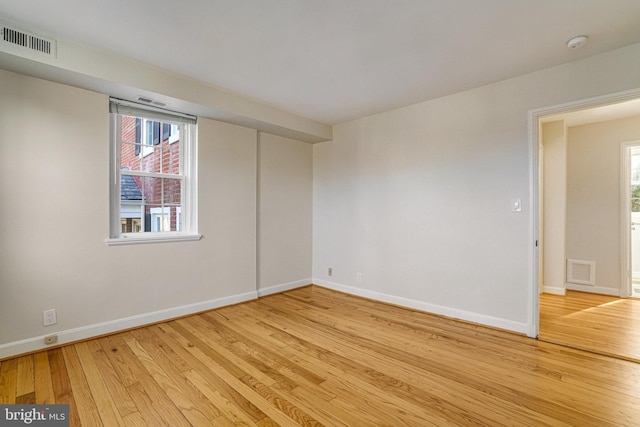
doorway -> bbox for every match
[531,90,640,360]
[622,143,640,298]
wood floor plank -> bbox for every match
[121,411,149,427]
[74,342,125,427]
[33,352,55,404]
[85,339,139,419]
[0,358,17,404]
[125,381,184,427]
[2,285,640,425]
[48,348,82,426]
[15,355,34,398]
[15,392,36,404]
[61,345,103,427]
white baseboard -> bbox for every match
[313,279,528,335]
[543,286,566,295]
[257,278,312,297]
[0,291,258,360]
[566,283,621,296]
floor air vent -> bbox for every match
[0,22,56,59]
[566,259,595,286]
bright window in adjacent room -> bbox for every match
[107,98,200,245]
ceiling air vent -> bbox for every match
[0,22,57,59]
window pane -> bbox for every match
[120,175,182,233]
[162,178,182,205]
[119,114,142,169]
[120,200,143,233]
[120,174,143,202]
[162,123,171,141]
[140,147,163,173]
[137,145,181,175]
[119,116,181,174]
[166,143,180,174]
[119,214,143,233]
[169,124,180,144]
[139,176,162,205]
[632,185,640,212]
[136,176,182,206]
[121,142,142,171]
[120,115,138,144]
[119,115,143,162]
[148,205,170,232]
[146,205,181,232]
[145,120,156,146]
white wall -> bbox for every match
[542,121,567,295]
[566,115,640,294]
[313,43,640,333]
[258,132,313,294]
[0,68,312,357]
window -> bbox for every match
[107,98,200,245]
[632,149,640,212]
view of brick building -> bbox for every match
[118,114,182,232]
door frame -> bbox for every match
[527,88,640,338]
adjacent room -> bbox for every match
[538,99,640,362]
[1,1,640,425]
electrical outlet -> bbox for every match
[43,309,57,326]
[328,267,333,276]
[356,272,362,282]
[44,335,58,345]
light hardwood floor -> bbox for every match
[2,285,640,426]
[539,290,640,363]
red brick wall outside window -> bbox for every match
[119,115,182,232]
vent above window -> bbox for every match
[0,22,57,59]
[137,96,167,108]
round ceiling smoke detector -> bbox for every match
[567,35,588,49]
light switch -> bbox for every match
[512,198,522,213]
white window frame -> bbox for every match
[107,99,201,246]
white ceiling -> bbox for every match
[1,0,640,125]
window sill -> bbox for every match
[106,234,202,246]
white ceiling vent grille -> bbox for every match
[0,22,57,59]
